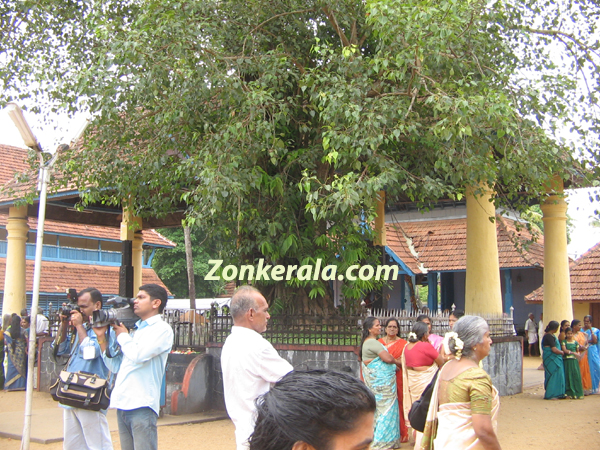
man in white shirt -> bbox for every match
[221,285,293,450]
[36,307,49,337]
[525,313,538,356]
[94,284,173,450]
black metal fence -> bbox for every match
[33,307,515,350]
[207,313,364,346]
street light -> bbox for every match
[6,103,88,450]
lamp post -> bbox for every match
[6,104,88,450]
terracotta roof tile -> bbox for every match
[386,217,544,274]
[0,144,54,203]
[0,213,175,247]
[0,258,170,296]
[526,242,600,303]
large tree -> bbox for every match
[1,0,598,312]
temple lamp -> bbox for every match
[6,103,88,450]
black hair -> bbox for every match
[20,308,28,317]
[564,327,573,334]
[545,320,560,333]
[416,314,431,323]
[78,288,103,307]
[408,321,429,343]
[571,319,581,328]
[9,314,22,352]
[450,309,465,320]
[360,316,379,361]
[139,283,168,313]
[560,320,570,330]
[385,317,400,335]
[249,370,376,450]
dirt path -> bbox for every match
[2,358,599,449]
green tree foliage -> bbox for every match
[151,227,225,299]
[1,0,598,312]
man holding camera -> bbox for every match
[94,284,173,450]
[54,287,117,450]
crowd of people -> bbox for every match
[1,306,54,392]
[358,311,502,450]
[540,315,600,400]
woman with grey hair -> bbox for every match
[419,316,501,450]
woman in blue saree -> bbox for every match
[4,314,27,391]
[541,320,566,399]
[583,315,600,394]
[361,316,401,450]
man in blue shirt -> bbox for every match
[54,287,117,450]
[94,284,173,450]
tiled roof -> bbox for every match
[0,144,37,202]
[526,242,600,303]
[0,213,175,248]
[386,217,545,274]
[0,258,170,296]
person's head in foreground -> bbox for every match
[249,370,376,450]
[445,315,492,361]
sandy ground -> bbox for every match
[1,357,599,449]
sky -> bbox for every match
[1,105,599,259]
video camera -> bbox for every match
[91,296,139,329]
[60,288,81,317]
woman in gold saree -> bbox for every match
[421,315,501,450]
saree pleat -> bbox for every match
[584,328,600,393]
[543,336,565,399]
[4,333,27,391]
[574,331,592,391]
[379,338,409,441]
[362,357,401,450]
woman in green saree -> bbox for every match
[542,321,566,400]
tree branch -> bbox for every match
[322,6,351,47]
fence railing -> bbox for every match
[207,313,363,346]
[36,307,515,350]
[370,308,516,338]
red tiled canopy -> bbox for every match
[0,258,170,296]
[386,217,545,274]
[0,214,175,248]
[526,242,600,303]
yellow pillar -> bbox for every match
[132,230,144,294]
[374,191,386,246]
[120,207,141,297]
[2,205,29,315]
[540,176,572,324]
[465,184,503,314]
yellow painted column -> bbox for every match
[540,176,572,324]
[465,184,503,314]
[132,229,144,295]
[2,205,29,315]
[119,208,141,298]
[374,190,386,246]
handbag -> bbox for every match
[50,370,110,411]
[408,370,438,432]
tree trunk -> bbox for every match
[183,225,196,309]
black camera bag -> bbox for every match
[50,370,110,411]
[408,370,439,432]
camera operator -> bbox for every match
[93,284,173,450]
[53,287,117,450]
